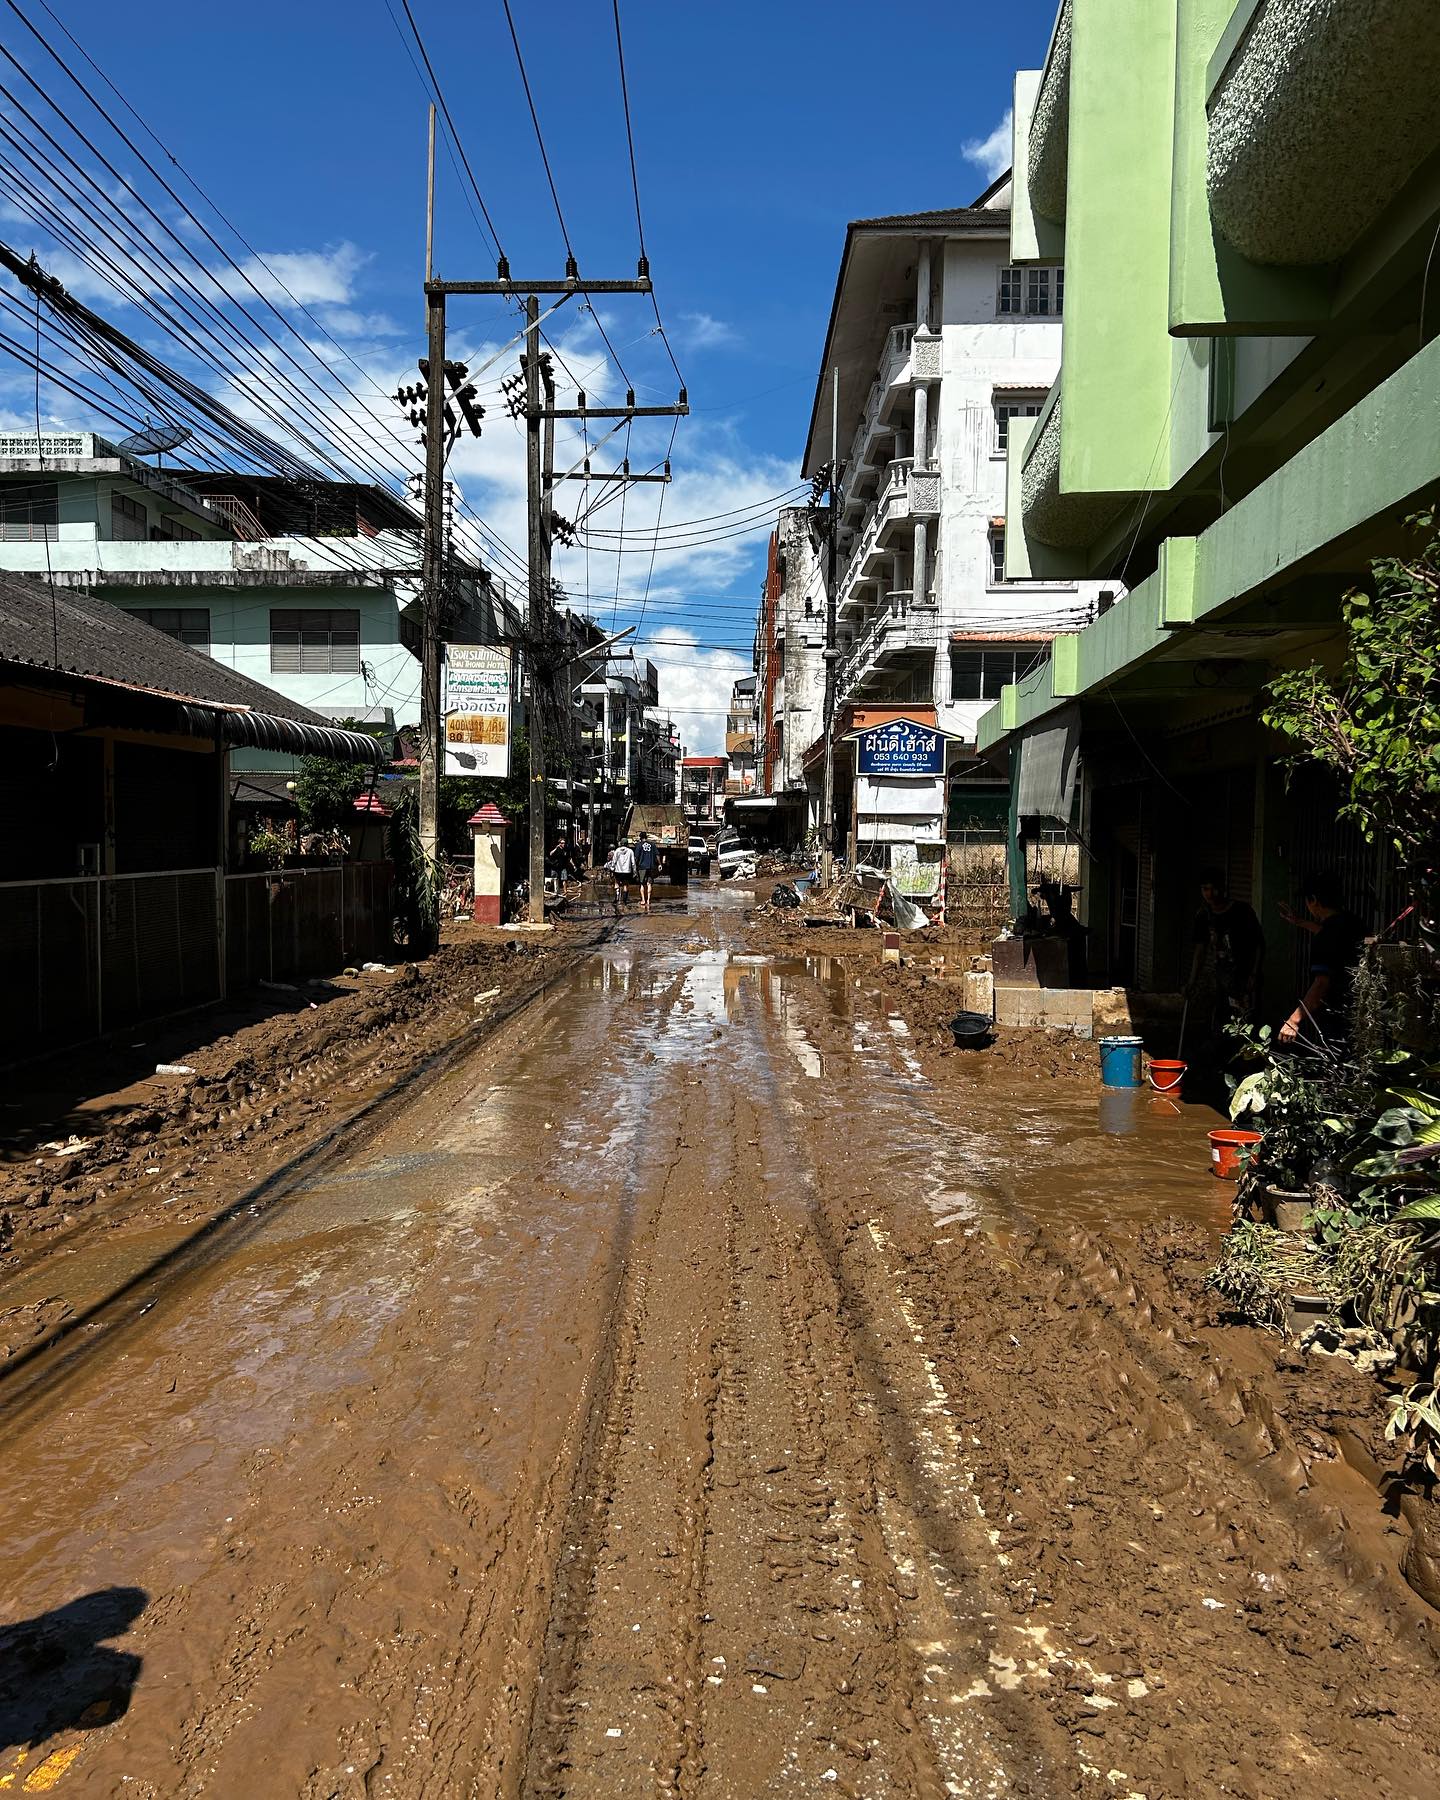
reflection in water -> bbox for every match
[1098,1090,1147,1137]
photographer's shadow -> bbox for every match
[0,1588,145,1755]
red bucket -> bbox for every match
[1148,1058,1186,1097]
[1209,1128,1261,1180]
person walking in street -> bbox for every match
[547,833,574,891]
[609,837,636,912]
[635,830,659,914]
[1278,871,1367,1043]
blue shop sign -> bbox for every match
[856,717,945,777]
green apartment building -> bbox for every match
[981,0,1440,1007]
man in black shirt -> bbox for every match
[1279,871,1367,1043]
[1188,867,1264,1025]
[635,830,660,914]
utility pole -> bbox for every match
[418,105,447,949]
[819,366,842,887]
[426,266,686,927]
[524,295,548,921]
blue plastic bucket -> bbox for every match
[1099,1035,1144,1089]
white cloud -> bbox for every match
[677,311,740,350]
[962,109,1013,183]
[638,629,749,759]
[231,243,367,308]
[315,306,403,339]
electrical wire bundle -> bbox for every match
[0,0,797,706]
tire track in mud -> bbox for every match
[700,1079,932,1799]
[513,928,1017,1798]
[775,950,1440,1798]
[517,1032,726,1796]
[745,999,1077,1798]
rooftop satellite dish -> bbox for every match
[117,421,193,464]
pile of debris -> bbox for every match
[754,852,807,878]
[766,867,930,931]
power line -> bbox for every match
[3,0,531,578]
[576,515,788,554]
[579,484,807,537]
[609,0,684,390]
[17,0,516,495]
[389,0,506,263]
[500,0,572,263]
[632,415,679,640]
[0,31,425,485]
[498,0,634,390]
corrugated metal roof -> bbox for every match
[0,569,382,763]
[848,205,1011,231]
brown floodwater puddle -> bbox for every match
[741,946,1230,1242]
[0,915,1227,1403]
[0,889,1243,1798]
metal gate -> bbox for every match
[2,862,394,1060]
[0,867,222,1055]
[223,863,393,989]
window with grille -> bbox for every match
[993,392,1047,453]
[996,265,1064,318]
[111,491,148,541]
[988,524,1007,585]
[951,644,1042,701]
[123,607,211,653]
[269,608,361,674]
[0,480,58,542]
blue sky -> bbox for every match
[0,0,1057,749]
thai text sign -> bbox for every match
[856,717,944,777]
[444,644,511,777]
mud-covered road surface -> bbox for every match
[1,885,1437,1797]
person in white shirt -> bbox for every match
[608,838,637,910]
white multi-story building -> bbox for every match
[803,174,1111,747]
[786,174,1112,869]
[752,506,826,821]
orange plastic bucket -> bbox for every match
[1209,1128,1261,1180]
[1148,1058,1186,1097]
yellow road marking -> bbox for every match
[21,1745,83,1792]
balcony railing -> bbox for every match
[846,324,920,477]
[836,458,917,615]
[836,590,938,699]
[205,493,268,541]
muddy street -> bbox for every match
[1,885,1437,1798]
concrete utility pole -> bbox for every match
[819,367,842,887]
[524,295,548,920]
[424,267,686,927]
[418,106,447,949]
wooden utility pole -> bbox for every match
[418,106,447,948]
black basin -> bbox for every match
[948,1010,993,1048]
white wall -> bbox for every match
[776,508,828,792]
[0,505,425,725]
[934,238,1107,739]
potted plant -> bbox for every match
[1226,1025,1358,1230]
